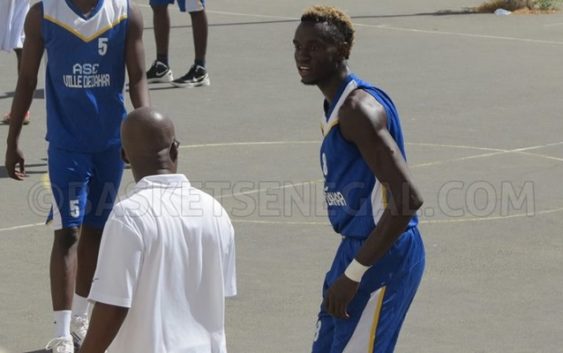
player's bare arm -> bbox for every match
[324,89,424,319]
[342,90,423,265]
[125,3,150,109]
[5,3,44,180]
[78,302,128,353]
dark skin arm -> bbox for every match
[125,4,150,109]
[4,4,44,180]
[78,302,128,353]
[323,89,424,319]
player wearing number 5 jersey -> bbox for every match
[4,0,149,352]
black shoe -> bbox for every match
[171,65,210,88]
[146,60,173,83]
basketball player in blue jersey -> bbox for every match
[4,0,149,352]
[293,6,425,353]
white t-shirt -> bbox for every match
[0,0,30,52]
[89,174,236,353]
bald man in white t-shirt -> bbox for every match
[79,107,236,353]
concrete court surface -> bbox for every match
[1,0,563,352]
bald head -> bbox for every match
[121,107,179,181]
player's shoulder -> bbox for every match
[339,89,386,134]
[29,1,43,12]
[26,2,44,23]
[340,89,383,115]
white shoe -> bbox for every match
[71,315,89,348]
[45,336,74,353]
[146,60,174,83]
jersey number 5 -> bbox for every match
[98,38,108,56]
[69,199,80,218]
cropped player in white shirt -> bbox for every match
[0,0,30,124]
[79,107,236,353]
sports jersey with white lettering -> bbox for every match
[41,0,129,152]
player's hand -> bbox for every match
[323,274,359,319]
[5,145,26,180]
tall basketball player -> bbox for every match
[293,6,426,353]
[5,1,149,351]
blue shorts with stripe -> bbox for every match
[149,0,205,12]
[312,227,425,353]
[47,144,124,230]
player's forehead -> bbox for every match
[293,22,332,43]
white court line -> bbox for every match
[179,140,318,149]
[412,150,507,168]
[0,223,45,232]
[1,140,561,233]
[232,219,327,226]
[179,140,562,167]
[410,141,563,167]
[207,10,294,20]
[409,142,503,152]
[136,1,294,19]
[231,206,563,226]
[510,140,563,152]
[419,206,563,225]
[217,180,321,200]
[136,2,295,20]
[358,23,563,46]
[517,151,563,162]
[133,3,563,46]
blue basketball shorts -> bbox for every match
[312,227,425,353]
[47,144,124,230]
[149,0,205,12]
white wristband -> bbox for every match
[344,259,370,283]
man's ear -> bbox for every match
[121,148,130,164]
[339,41,351,60]
[170,142,178,163]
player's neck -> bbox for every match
[71,0,99,16]
[132,166,177,183]
[318,67,349,104]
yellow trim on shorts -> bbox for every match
[382,184,388,209]
[369,287,387,352]
[44,15,127,42]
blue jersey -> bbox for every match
[320,74,418,239]
[41,0,129,152]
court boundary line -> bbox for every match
[358,23,563,46]
[1,140,561,233]
[178,140,563,166]
[231,205,563,226]
[134,4,563,47]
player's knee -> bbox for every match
[78,226,104,246]
[54,227,80,250]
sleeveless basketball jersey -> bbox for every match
[320,74,418,239]
[41,0,129,152]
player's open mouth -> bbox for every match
[298,65,311,76]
